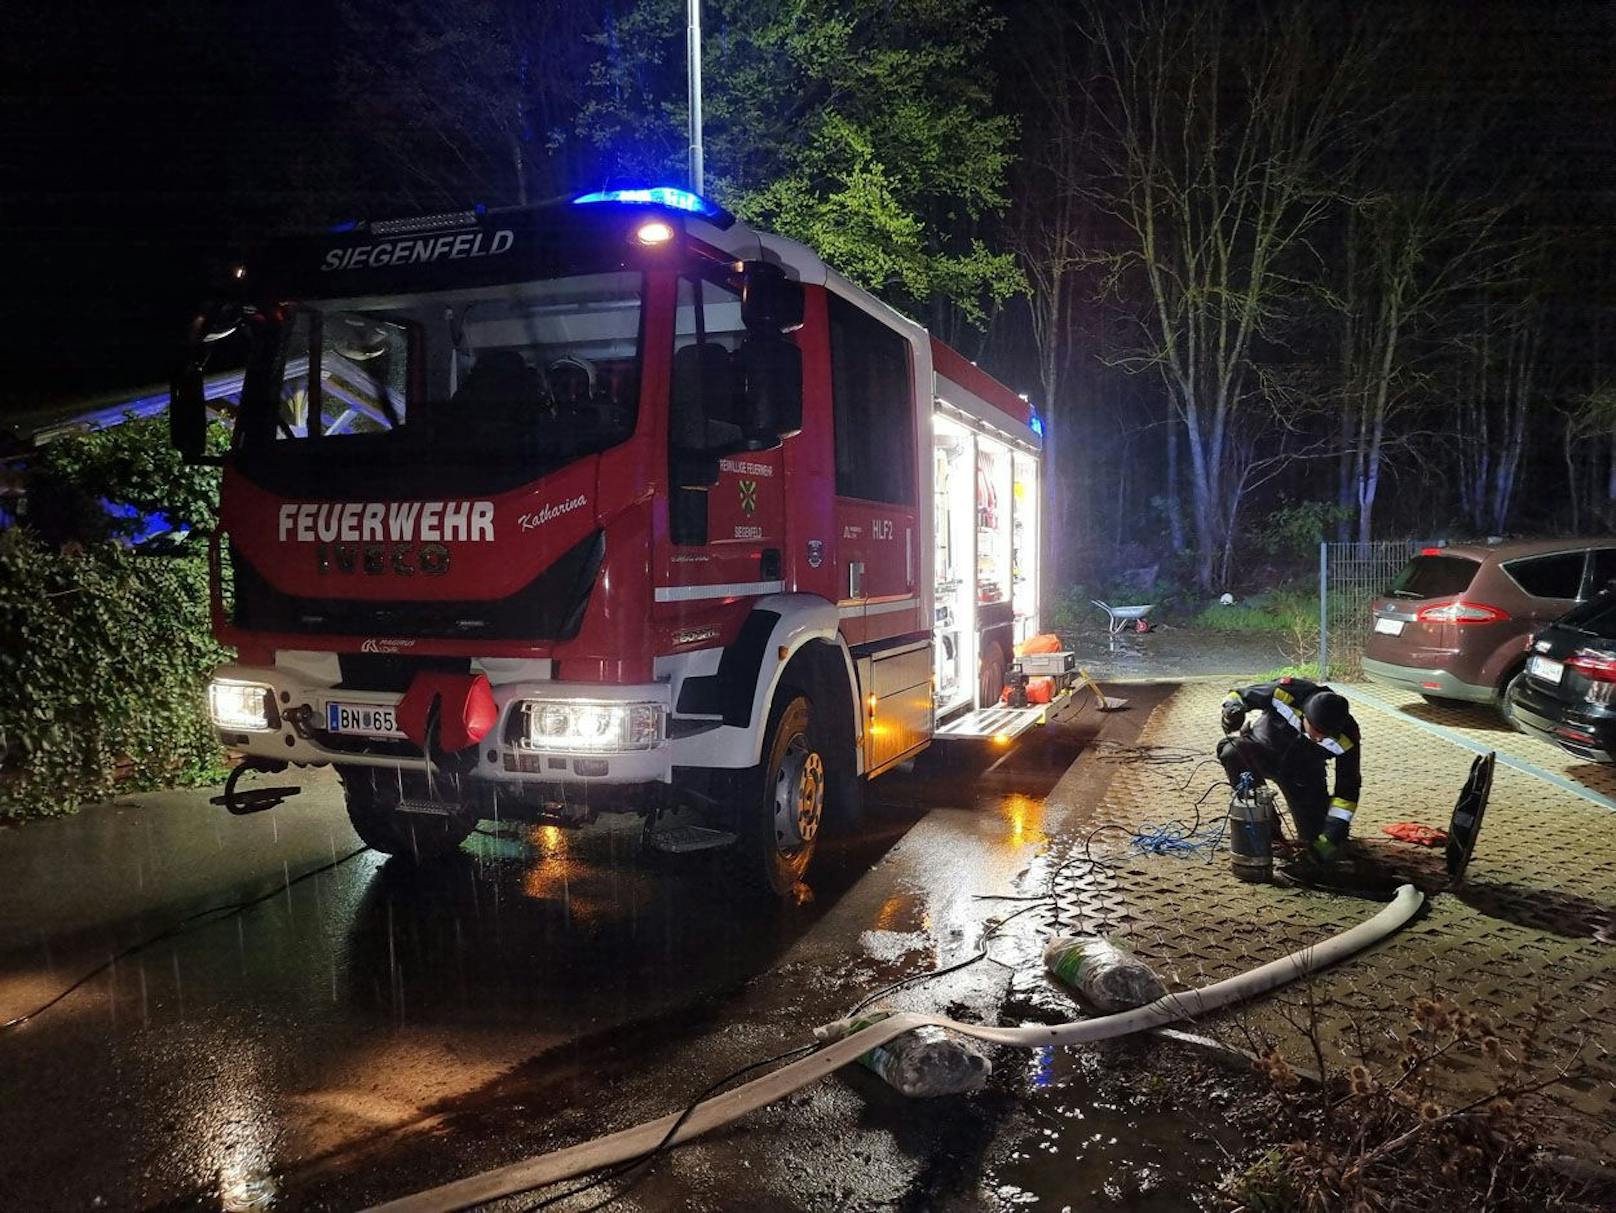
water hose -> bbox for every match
[369,883,1423,1213]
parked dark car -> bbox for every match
[1507,590,1616,762]
[1363,539,1616,716]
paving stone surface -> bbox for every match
[1356,680,1616,806]
[1047,680,1616,1161]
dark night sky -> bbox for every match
[0,1,1610,419]
[0,3,336,414]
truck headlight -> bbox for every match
[208,680,278,732]
[518,700,664,751]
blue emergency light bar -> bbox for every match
[571,186,734,228]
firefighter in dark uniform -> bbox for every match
[1217,677,1361,865]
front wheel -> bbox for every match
[729,693,824,900]
[339,766,476,862]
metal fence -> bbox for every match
[1319,540,1419,679]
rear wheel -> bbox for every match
[729,693,824,900]
[339,766,476,862]
[1498,670,1527,732]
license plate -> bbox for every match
[326,701,406,738]
[1529,655,1563,685]
[1373,617,1405,636]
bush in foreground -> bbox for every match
[0,529,229,820]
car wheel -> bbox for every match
[1498,671,1527,733]
[339,766,476,862]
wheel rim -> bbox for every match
[772,733,824,854]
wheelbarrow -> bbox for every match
[1093,599,1155,636]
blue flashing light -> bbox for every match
[327,219,360,234]
[572,186,730,225]
[1030,411,1045,438]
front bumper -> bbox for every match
[211,663,673,785]
[1361,657,1494,703]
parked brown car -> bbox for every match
[1363,539,1616,715]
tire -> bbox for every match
[1498,671,1527,732]
[727,693,824,901]
[979,640,1006,709]
[339,766,476,862]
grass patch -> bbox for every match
[1252,661,1357,683]
[1193,591,1315,634]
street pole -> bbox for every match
[1319,541,1329,680]
[687,0,704,194]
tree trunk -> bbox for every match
[1565,425,1581,533]
[1164,414,1186,553]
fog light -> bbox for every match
[518,700,664,751]
[208,680,277,732]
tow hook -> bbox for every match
[210,758,301,816]
[283,704,317,741]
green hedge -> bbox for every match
[0,529,229,820]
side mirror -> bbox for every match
[171,310,233,465]
[739,262,804,333]
[170,363,210,463]
[735,337,803,449]
[669,342,726,489]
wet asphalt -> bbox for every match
[0,687,1210,1212]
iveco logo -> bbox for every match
[316,543,450,576]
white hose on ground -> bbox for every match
[370,883,1424,1213]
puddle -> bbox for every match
[859,928,930,964]
[1067,627,1285,679]
[985,1044,1247,1211]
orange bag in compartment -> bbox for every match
[1018,633,1062,656]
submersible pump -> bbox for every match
[1228,771,1277,882]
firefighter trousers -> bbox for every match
[1216,733,1330,844]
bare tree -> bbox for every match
[1072,0,1380,587]
[1332,142,1512,543]
[1452,257,1551,535]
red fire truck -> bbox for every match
[172,186,1052,898]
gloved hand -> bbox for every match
[1220,702,1245,734]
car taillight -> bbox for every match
[1566,649,1616,682]
[1415,601,1509,625]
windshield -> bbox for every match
[236,271,642,477]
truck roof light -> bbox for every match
[572,186,734,227]
[634,220,676,246]
[370,207,482,237]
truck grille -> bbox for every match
[230,530,603,641]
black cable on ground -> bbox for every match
[1,844,372,1032]
[524,1040,823,1212]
